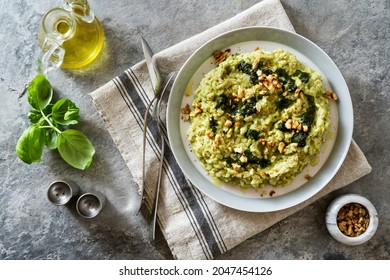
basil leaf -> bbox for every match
[46,129,58,150]
[16,124,46,164]
[57,129,95,170]
[28,109,43,124]
[28,104,54,124]
[52,98,80,125]
[27,74,53,110]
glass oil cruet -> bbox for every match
[37,0,104,74]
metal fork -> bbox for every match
[149,72,176,240]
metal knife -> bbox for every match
[141,36,161,94]
[137,37,162,214]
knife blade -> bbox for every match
[141,36,162,94]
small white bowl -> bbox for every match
[325,194,379,245]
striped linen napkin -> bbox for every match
[90,0,371,259]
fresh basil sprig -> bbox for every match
[16,74,95,170]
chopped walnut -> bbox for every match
[294,88,302,97]
[262,80,273,91]
[237,85,244,99]
[255,102,262,112]
[258,73,266,81]
[239,155,248,163]
[234,147,244,154]
[304,174,312,180]
[206,131,214,138]
[337,203,370,237]
[285,119,302,131]
[232,163,241,172]
[253,57,261,70]
[181,104,191,121]
[193,101,202,114]
[278,142,285,153]
[181,104,191,114]
[285,119,293,130]
[212,49,231,64]
[261,74,282,92]
[255,102,261,112]
[259,90,268,95]
[275,83,282,89]
[181,114,190,121]
[224,120,233,127]
[325,90,338,101]
[194,108,202,114]
[266,74,276,82]
[214,134,222,144]
[291,119,300,130]
[267,140,275,149]
[232,85,246,102]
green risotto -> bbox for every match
[187,49,330,188]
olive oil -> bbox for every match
[59,17,104,68]
[38,2,104,70]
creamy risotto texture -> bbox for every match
[186,49,331,188]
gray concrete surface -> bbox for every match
[0,0,389,260]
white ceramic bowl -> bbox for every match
[167,26,353,212]
[325,194,379,245]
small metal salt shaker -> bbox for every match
[76,191,106,218]
[47,180,80,206]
